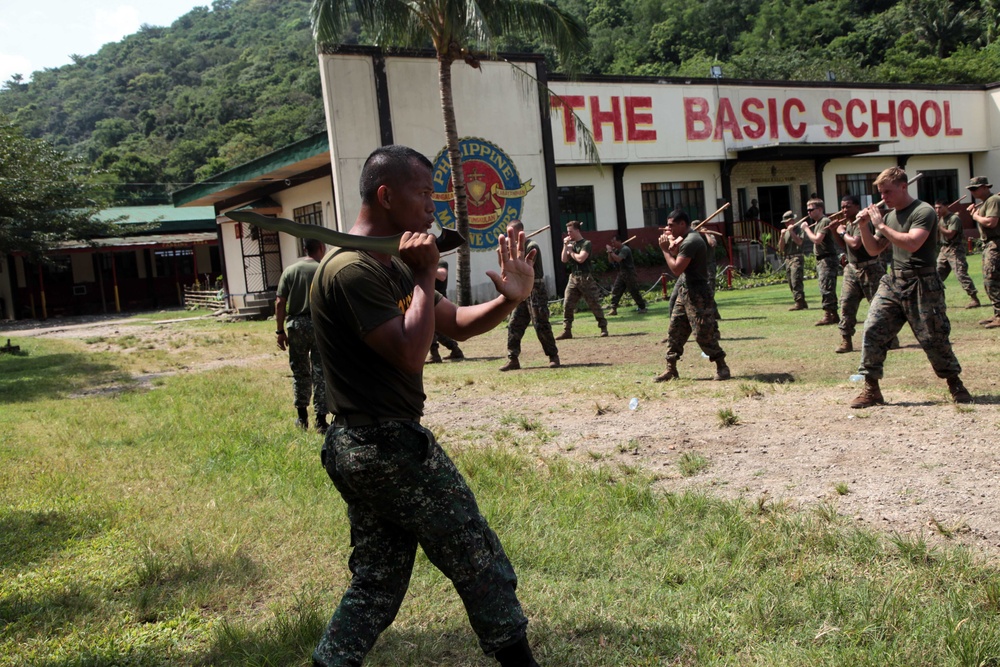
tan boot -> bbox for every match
[815,311,839,326]
[850,377,885,409]
[984,316,1000,329]
[835,336,853,353]
[654,361,679,382]
[548,355,560,368]
[499,357,520,372]
[966,295,981,309]
[979,315,997,325]
[600,327,609,338]
[608,307,618,316]
[947,376,972,403]
[714,360,731,381]
[788,299,808,311]
[555,329,572,340]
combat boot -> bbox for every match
[608,306,618,316]
[984,316,1000,329]
[494,636,540,667]
[815,310,839,326]
[315,414,329,435]
[835,336,853,353]
[654,360,679,382]
[947,376,972,403]
[850,377,885,409]
[429,349,443,363]
[295,407,309,430]
[713,359,731,381]
[555,328,572,340]
[966,295,981,309]
[888,336,901,349]
[600,326,609,337]
[788,299,808,311]
[978,315,998,325]
[500,356,520,372]
[548,355,560,368]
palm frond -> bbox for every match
[310,0,357,45]
[475,0,588,66]
[504,59,602,168]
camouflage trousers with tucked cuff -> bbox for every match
[562,273,608,330]
[287,316,327,415]
[314,421,527,667]
[610,268,647,310]
[839,261,886,339]
[785,255,805,303]
[816,255,839,313]
[665,283,725,363]
[983,241,1000,316]
[858,273,961,381]
[937,246,978,299]
[508,281,558,359]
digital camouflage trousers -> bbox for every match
[665,283,725,363]
[314,420,527,667]
[610,268,647,310]
[936,246,978,299]
[816,255,839,313]
[562,273,607,330]
[785,255,805,303]
[858,273,961,381]
[983,241,1000,316]
[839,261,886,339]
[507,281,558,359]
[286,316,327,414]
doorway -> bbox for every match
[757,185,792,230]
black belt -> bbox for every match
[851,259,881,269]
[288,313,311,319]
[332,414,419,428]
[889,267,936,279]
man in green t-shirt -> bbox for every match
[934,199,980,310]
[309,145,540,667]
[556,219,608,339]
[606,235,647,315]
[966,176,1000,327]
[800,198,840,326]
[851,167,971,408]
[778,210,808,310]
[275,238,328,433]
[655,209,729,382]
[500,219,560,371]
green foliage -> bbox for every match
[0,115,118,259]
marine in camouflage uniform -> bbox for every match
[934,200,980,309]
[557,220,608,339]
[429,261,464,362]
[607,236,647,315]
[778,210,808,310]
[310,145,540,667]
[966,177,1000,327]
[275,238,328,433]
[832,194,890,353]
[851,167,971,408]
[800,198,840,325]
[656,210,729,382]
[501,220,559,371]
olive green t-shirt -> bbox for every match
[844,218,877,264]
[276,258,319,318]
[977,194,1000,242]
[615,244,635,271]
[678,229,709,289]
[813,216,837,259]
[938,213,965,250]
[877,199,937,271]
[566,238,593,274]
[527,239,545,281]
[781,228,803,257]
[310,249,440,420]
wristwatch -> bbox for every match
[275,329,285,335]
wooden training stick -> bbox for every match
[525,225,550,239]
[692,202,731,231]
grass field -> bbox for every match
[2,263,999,666]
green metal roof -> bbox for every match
[171,132,330,208]
[96,204,218,235]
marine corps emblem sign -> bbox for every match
[432,138,534,251]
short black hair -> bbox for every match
[841,194,861,207]
[667,209,690,225]
[934,198,949,206]
[508,219,524,232]
[359,145,433,205]
[304,238,324,254]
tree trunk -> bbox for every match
[437,54,472,305]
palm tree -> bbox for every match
[311,0,588,305]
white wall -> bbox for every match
[621,162,721,228]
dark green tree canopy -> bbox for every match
[0,115,118,260]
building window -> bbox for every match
[917,169,958,206]
[294,202,324,255]
[641,181,705,227]
[557,186,596,232]
[155,248,195,276]
[836,173,881,207]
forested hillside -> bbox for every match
[3,0,1000,206]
